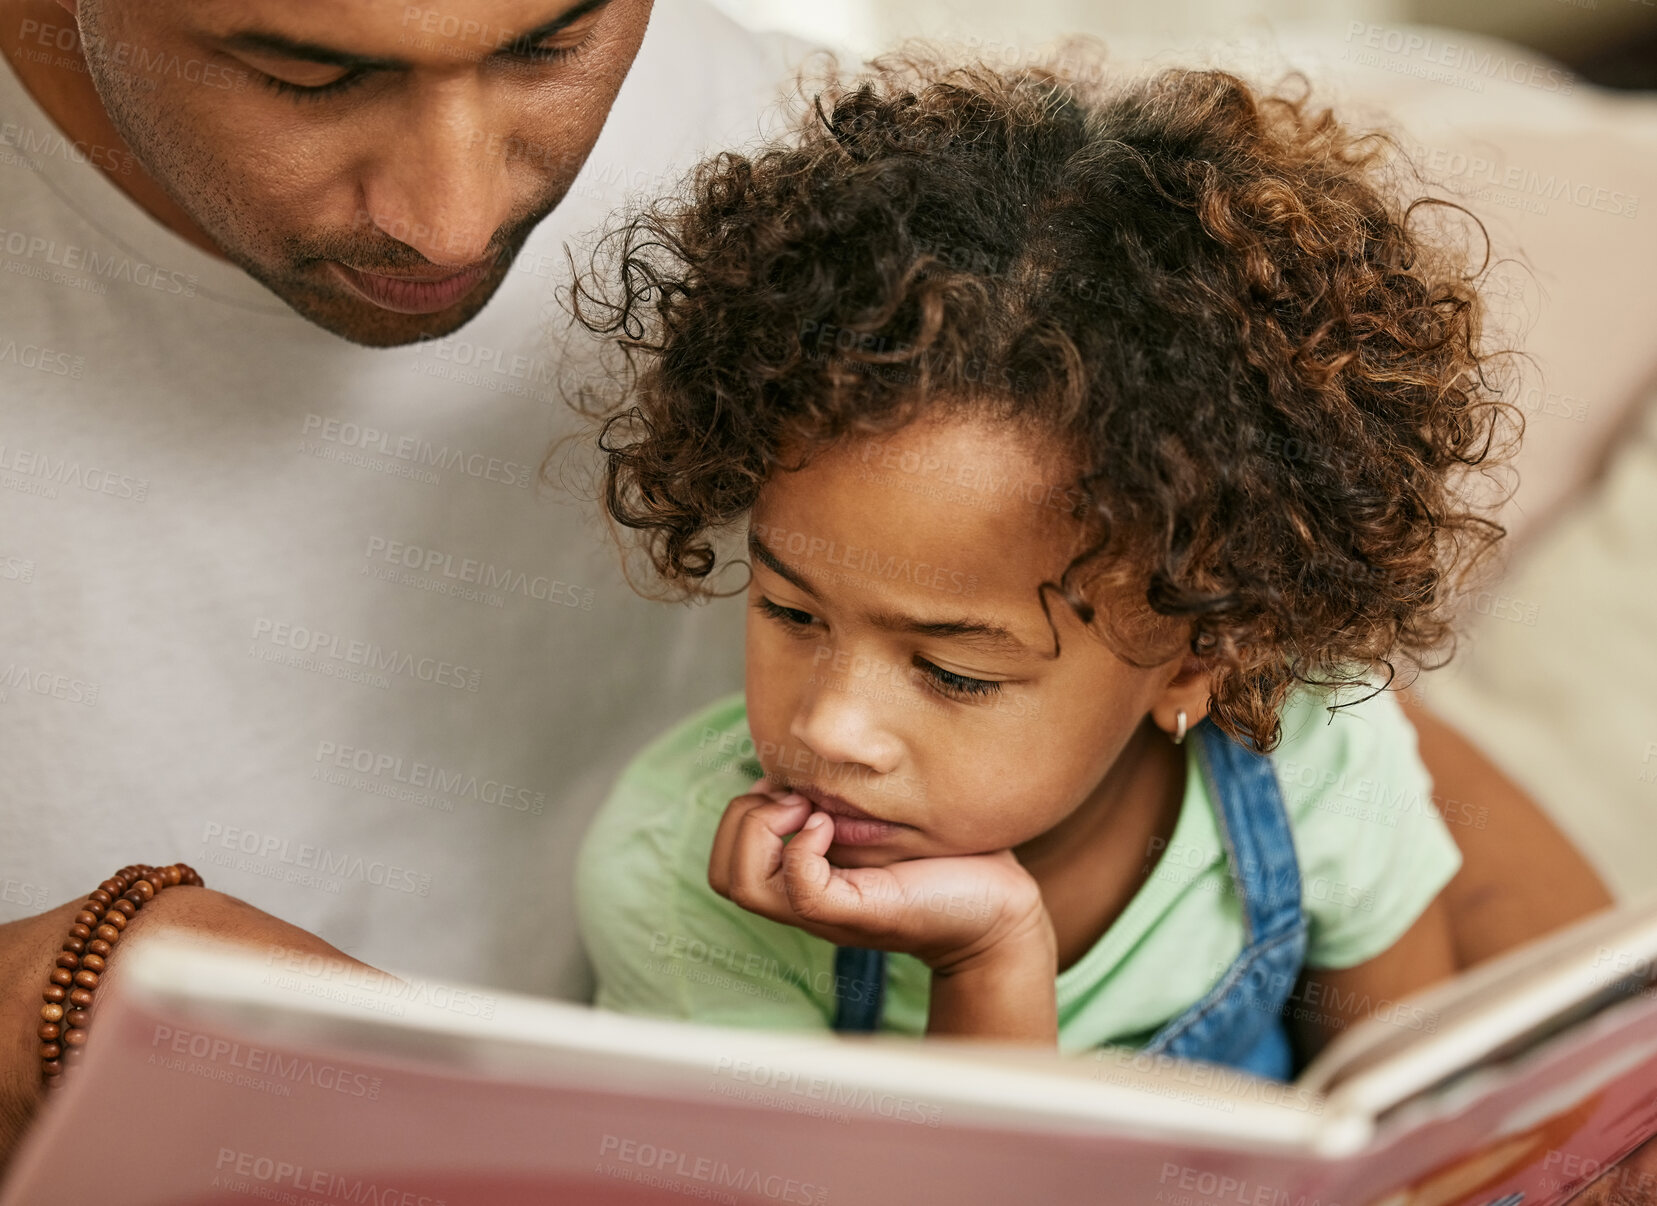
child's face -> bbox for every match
[744,411,1203,869]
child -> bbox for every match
[571,52,1514,1082]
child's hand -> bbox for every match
[708,783,1052,975]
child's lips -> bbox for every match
[791,786,909,845]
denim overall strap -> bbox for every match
[1139,718,1308,1078]
[831,945,887,1032]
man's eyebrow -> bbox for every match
[221,0,613,69]
[747,531,1030,655]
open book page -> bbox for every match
[5,926,1656,1206]
[1299,896,1657,1106]
[1,937,1364,1206]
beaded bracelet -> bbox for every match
[38,863,203,1089]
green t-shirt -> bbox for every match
[575,684,1462,1056]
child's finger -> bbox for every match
[708,790,796,898]
[719,795,810,912]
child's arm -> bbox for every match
[710,785,1059,1045]
[1288,892,1457,1064]
[1399,694,1614,966]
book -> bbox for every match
[4,897,1656,1206]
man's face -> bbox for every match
[73,0,653,346]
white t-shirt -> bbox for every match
[0,3,814,1000]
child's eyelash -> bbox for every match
[757,597,1003,702]
[755,597,817,629]
[915,659,1003,700]
[260,38,589,103]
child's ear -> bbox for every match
[1150,652,1213,742]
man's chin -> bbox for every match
[254,263,514,348]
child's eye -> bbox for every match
[914,658,1002,700]
[756,597,820,631]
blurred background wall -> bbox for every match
[707,0,1656,88]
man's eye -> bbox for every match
[260,68,368,101]
[915,658,1002,700]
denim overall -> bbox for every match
[829,717,1310,1081]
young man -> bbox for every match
[0,0,814,1161]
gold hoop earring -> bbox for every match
[1172,710,1188,745]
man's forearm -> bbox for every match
[0,886,371,1174]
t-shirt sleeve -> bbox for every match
[575,747,836,1031]
[1272,684,1464,970]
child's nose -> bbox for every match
[789,683,903,777]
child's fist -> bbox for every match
[707,784,1051,974]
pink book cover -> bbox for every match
[2,918,1655,1206]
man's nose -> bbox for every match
[357,80,515,267]
[789,673,903,777]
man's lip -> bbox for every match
[327,257,496,315]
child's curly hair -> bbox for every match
[569,50,1519,752]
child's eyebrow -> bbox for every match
[747,532,1030,656]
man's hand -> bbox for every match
[0,885,376,1174]
[708,784,1049,974]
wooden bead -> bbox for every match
[42,985,66,1005]
[94,924,119,943]
[41,1060,61,1078]
[88,888,112,906]
[49,969,73,988]
[68,988,93,1008]
[40,1003,63,1023]
[38,1022,60,1041]
[80,954,105,974]
[69,923,91,940]
[61,937,85,954]
[64,1010,90,1030]
[109,901,133,920]
[61,1029,86,1048]
[39,1043,60,1061]
[161,866,182,887]
[73,911,99,929]
[72,970,98,990]
[88,939,111,957]
[54,953,79,971]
